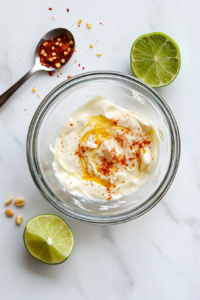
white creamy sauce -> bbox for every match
[52,96,159,201]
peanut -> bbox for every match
[5,195,13,205]
[14,197,25,207]
[16,215,23,225]
[5,209,14,217]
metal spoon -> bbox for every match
[0,28,75,107]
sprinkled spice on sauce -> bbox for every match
[39,35,74,69]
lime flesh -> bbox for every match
[24,214,74,264]
[130,32,181,87]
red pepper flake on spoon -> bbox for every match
[39,35,74,69]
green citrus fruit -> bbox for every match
[130,32,181,87]
[24,214,74,264]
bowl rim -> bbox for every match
[26,71,181,225]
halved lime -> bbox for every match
[24,214,74,264]
[130,32,181,87]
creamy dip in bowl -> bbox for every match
[27,71,180,224]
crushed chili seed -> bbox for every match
[67,75,72,78]
[82,67,85,70]
[48,8,52,10]
[78,64,81,67]
[67,8,69,12]
[39,35,74,69]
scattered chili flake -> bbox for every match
[24,109,26,111]
[39,35,74,69]
[67,75,72,78]
[48,8,52,10]
[82,67,85,70]
[48,71,54,76]
[70,123,74,126]
[67,8,69,12]
[78,64,80,67]
[100,22,102,24]
[57,76,59,77]
[78,25,80,27]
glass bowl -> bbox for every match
[26,71,180,224]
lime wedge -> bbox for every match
[24,214,74,264]
[130,32,181,87]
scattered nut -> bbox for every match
[32,88,36,93]
[43,42,48,46]
[48,58,53,62]
[55,63,61,68]
[37,94,40,98]
[86,23,92,29]
[41,49,45,54]
[14,198,25,207]
[52,16,56,20]
[5,195,13,205]
[52,47,55,50]
[90,44,93,48]
[69,41,73,45]
[59,43,62,46]
[64,51,68,56]
[57,38,61,41]
[97,52,102,56]
[52,52,56,56]
[61,59,65,63]
[16,215,23,225]
[5,209,14,217]
[78,20,82,24]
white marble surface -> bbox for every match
[0,0,199,299]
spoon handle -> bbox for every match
[0,65,38,107]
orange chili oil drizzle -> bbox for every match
[39,35,74,69]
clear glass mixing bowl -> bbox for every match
[26,71,180,224]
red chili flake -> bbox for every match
[67,75,72,78]
[78,25,80,27]
[48,8,52,10]
[39,34,74,69]
[100,22,102,24]
[70,123,74,126]
[24,109,26,111]
[82,67,85,70]
[78,64,81,67]
[57,76,59,77]
[60,73,62,75]
[67,8,69,12]
[48,71,54,76]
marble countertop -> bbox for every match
[0,0,199,299]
